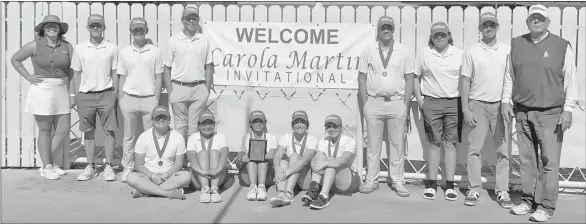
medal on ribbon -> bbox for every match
[291,133,308,156]
[378,42,394,77]
[152,128,171,167]
[200,133,215,153]
[327,135,341,158]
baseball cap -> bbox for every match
[151,106,170,119]
[378,16,395,28]
[325,114,342,126]
[87,14,105,27]
[183,6,199,17]
[430,22,449,36]
[292,110,308,122]
[129,17,148,31]
[528,5,548,18]
[198,110,216,123]
[249,110,266,122]
[479,12,498,25]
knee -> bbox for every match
[103,130,115,138]
[85,130,96,140]
[126,172,142,184]
[177,171,192,183]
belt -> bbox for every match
[83,87,114,94]
[172,80,205,87]
[368,95,403,102]
[125,93,154,98]
[514,103,562,112]
[424,95,459,100]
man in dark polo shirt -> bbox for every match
[502,4,577,223]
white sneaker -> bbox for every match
[40,165,60,180]
[53,164,67,175]
[77,165,98,181]
[120,168,133,183]
[246,185,258,201]
[529,209,553,222]
[510,202,533,215]
[256,185,267,201]
[103,165,117,181]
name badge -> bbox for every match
[248,139,267,162]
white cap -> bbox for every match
[528,5,548,18]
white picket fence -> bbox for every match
[1,2,585,185]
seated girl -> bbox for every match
[186,110,230,203]
[305,114,361,210]
[237,110,277,201]
[270,110,318,207]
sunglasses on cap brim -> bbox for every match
[199,120,215,125]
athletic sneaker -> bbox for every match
[247,185,258,201]
[103,164,117,181]
[210,186,222,203]
[510,202,533,215]
[464,190,480,206]
[359,181,379,194]
[200,186,211,203]
[529,209,553,222]
[53,164,67,175]
[302,181,320,204]
[77,164,98,181]
[39,164,60,180]
[168,188,186,200]
[391,182,410,197]
[256,184,267,201]
[270,191,288,207]
[497,191,514,209]
[131,189,149,198]
[309,193,330,210]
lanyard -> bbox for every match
[291,133,308,156]
[152,128,171,165]
[378,42,394,69]
[327,136,341,158]
[200,133,214,152]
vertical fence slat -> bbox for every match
[90,2,103,15]
[268,5,281,22]
[77,3,90,46]
[480,6,496,15]
[282,5,295,23]
[62,2,77,49]
[547,7,562,36]
[448,6,464,49]
[170,4,183,36]
[103,3,117,44]
[512,7,528,38]
[49,2,63,19]
[297,5,310,23]
[401,6,416,53]
[144,4,158,45]
[341,6,355,23]
[326,5,340,23]
[157,4,170,51]
[355,6,369,24]
[416,6,431,55]
[497,6,512,45]
[254,5,268,22]
[199,4,212,28]
[311,3,325,24]
[240,5,254,22]
[6,2,21,167]
[117,3,130,48]
[1,1,6,167]
[562,7,578,68]
[213,4,226,23]
[386,6,401,42]
[463,6,480,49]
[35,2,48,24]
[20,2,35,167]
[574,7,586,103]
[130,3,143,19]
[432,6,447,23]
[370,6,384,24]
[226,5,239,22]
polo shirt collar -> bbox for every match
[180,30,201,42]
[375,40,399,51]
[479,39,500,50]
[430,45,453,57]
[131,42,151,53]
[87,39,107,49]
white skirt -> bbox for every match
[25,78,71,115]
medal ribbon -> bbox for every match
[327,136,341,158]
[152,128,171,164]
[200,133,215,152]
[291,133,308,156]
[378,42,394,69]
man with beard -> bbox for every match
[357,16,414,197]
[163,6,214,144]
[503,4,577,222]
[70,14,119,182]
[459,12,513,208]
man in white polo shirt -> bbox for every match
[459,12,513,208]
[163,6,214,143]
[357,16,414,197]
[70,14,119,182]
[118,17,164,182]
[126,106,190,200]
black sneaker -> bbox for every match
[309,194,330,210]
[464,190,480,206]
[497,191,514,209]
[302,181,320,204]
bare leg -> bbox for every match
[103,130,116,163]
[285,153,302,193]
[320,168,337,194]
[257,162,268,186]
[427,142,442,180]
[84,130,96,163]
[126,172,173,197]
[35,115,54,166]
[159,171,192,191]
[443,141,457,181]
[51,114,70,165]
[210,150,220,188]
[276,160,289,192]
[197,150,210,188]
[247,161,258,186]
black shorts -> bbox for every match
[421,96,462,144]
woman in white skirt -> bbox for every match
[10,15,75,180]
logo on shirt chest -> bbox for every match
[543,51,549,58]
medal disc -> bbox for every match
[382,71,387,77]
[158,161,163,167]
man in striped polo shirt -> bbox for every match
[459,12,513,208]
[502,5,577,222]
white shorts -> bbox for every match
[25,78,71,115]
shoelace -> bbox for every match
[467,191,478,198]
[498,192,511,201]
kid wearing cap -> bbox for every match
[117,17,164,182]
[237,110,278,201]
[186,109,230,203]
[414,21,463,201]
[305,114,360,210]
[270,110,318,207]
[126,106,190,200]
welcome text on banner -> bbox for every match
[205,22,375,89]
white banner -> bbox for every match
[205,21,375,89]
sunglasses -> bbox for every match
[153,115,169,123]
[184,16,199,23]
[433,33,448,39]
[88,24,103,30]
[292,119,308,125]
[199,120,215,126]
[251,119,265,124]
[528,14,547,23]
[325,124,340,129]
[481,22,498,29]
[44,23,60,29]
[379,25,394,31]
